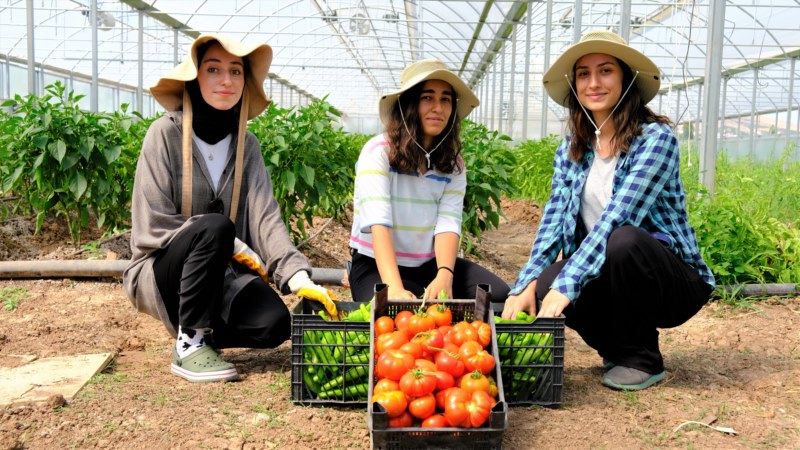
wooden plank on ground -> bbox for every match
[0,352,114,407]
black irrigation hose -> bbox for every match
[0,260,796,298]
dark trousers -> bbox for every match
[153,214,291,349]
[349,251,511,303]
[535,226,711,373]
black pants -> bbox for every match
[535,226,711,374]
[349,250,511,303]
[153,214,291,349]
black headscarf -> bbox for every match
[185,79,239,145]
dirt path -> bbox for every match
[1,200,799,449]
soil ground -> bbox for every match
[0,198,798,449]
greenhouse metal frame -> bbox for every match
[1,0,799,192]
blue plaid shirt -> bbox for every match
[512,122,715,301]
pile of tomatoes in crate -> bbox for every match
[371,303,499,428]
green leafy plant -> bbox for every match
[249,99,358,243]
[0,82,150,243]
[459,120,517,254]
[2,287,29,311]
[510,135,560,205]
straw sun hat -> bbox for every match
[149,33,272,221]
[543,30,661,107]
[150,33,272,120]
[379,59,479,125]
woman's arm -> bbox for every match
[372,225,416,300]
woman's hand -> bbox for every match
[502,281,537,320]
[424,271,453,300]
[388,283,417,300]
[537,289,570,318]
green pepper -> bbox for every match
[317,382,370,400]
[319,365,369,392]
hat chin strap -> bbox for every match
[566,70,639,153]
[180,84,247,223]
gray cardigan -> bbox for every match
[123,112,310,337]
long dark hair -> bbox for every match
[566,57,671,161]
[385,81,463,174]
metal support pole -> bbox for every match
[509,27,517,137]
[573,0,583,43]
[137,11,143,114]
[720,76,728,141]
[491,64,497,130]
[541,0,553,137]
[522,3,532,139]
[90,0,99,112]
[174,30,179,65]
[749,68,758,157]
[26,0,36,95]
[786,57,796,149]
[620,0,632,41]
[695,84,703,153]
[699,0,725,194]
[499,46,505,134]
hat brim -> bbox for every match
[543,40,661,107]
[150,33,273,120]
[378,69,479,126]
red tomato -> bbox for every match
[432,370,455,391]
[411,328,444,358]
[448,321,478,346]
[387,410,414,428]
[460,370,491,395]
[434,345,465,378]
[371,390,408,418]
[398,368,437,397]
[376,330,409,355]
[458,341,496,374]
[408,394,436,419]
[421,414,449,428]
[375,316,395,336]
[375,349,415,381]
[414,358,437,371]
[427,303,453,327]
[399,341,424,359]
[394,310,414,337]
[486,375,499,398]
[407,312,436,336]
[469,319,492,348]
[435,387,457,410]
[373,378,400,395]
[443,388,496,428]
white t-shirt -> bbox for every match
[192,132,231,193]
[349,134,466,267]
[580,152,618,233]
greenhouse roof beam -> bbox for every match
[404,0,419,61]
[119,0,197,38]
[467,1,527,87]
[663,47,800,92]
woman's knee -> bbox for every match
[607,225,651,263]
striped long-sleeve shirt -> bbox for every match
[349,134,466,267]
[511,121,715,301]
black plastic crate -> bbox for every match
[368,285,508,449]
[290,299,371,405]
[490,302,564,407]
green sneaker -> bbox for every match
[601,366,664,391]
[602,359,616,371]
[171,345,238,383]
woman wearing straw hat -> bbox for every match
[123,34,337,383]
[502,31,715,390]
[348,59,510,303]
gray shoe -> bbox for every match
[602,366,664,391]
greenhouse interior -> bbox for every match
[3,1,800,165]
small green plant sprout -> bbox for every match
[2,286,29,311]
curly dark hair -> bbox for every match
[566,57,671,161]
[385,81,464,174]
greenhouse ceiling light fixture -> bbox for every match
[80,9,116,31]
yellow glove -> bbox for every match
[297,285,342,321]
[231,238,268,282]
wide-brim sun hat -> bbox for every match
[543,30,661,107]
[379,58,479,126]
[150,33,272,120]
